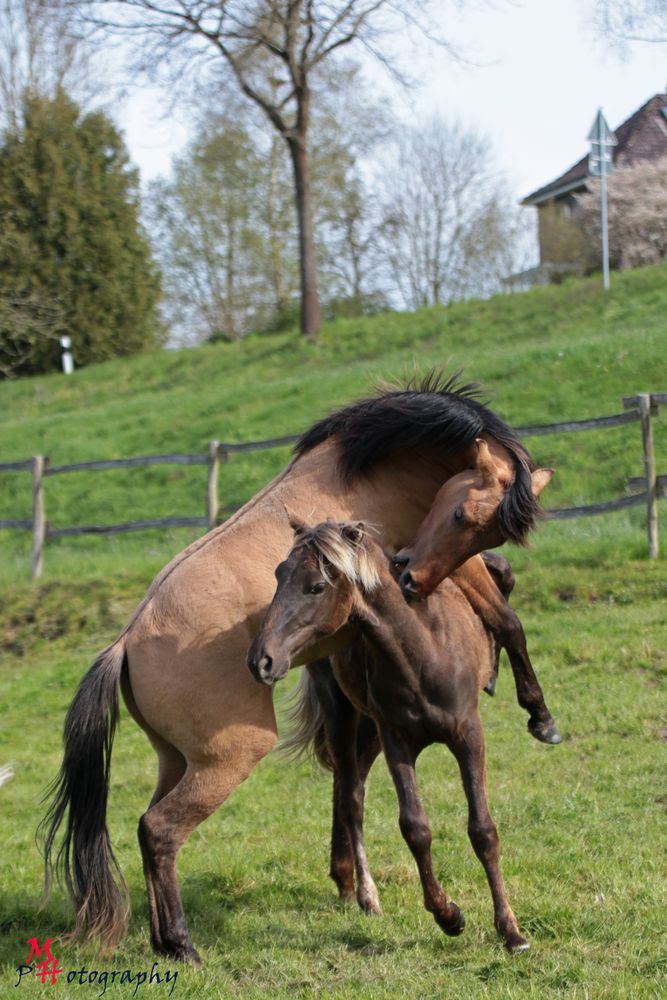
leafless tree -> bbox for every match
[0,290,66,379]
[0,0,97,131]
[595,0,667,44]
[577,157,667,269]
[378,118,525,309]
[48,0,450,341]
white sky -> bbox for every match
[117,0,667,202]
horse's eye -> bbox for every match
[307,582,326,595]
[454,507,464,524]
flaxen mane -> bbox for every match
[295,371,542,545]
[292,521,380,594]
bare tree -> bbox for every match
[595,0,667,43]
[50,0,448,341]
[577,157,667,269]
[379,118,524,309]
[147,113,298,344]
[0,0,97,131]
[0,289,66,378]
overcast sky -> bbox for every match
[118,0,667,202]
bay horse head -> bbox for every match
[393,439,553,601]
[247,520,379,686]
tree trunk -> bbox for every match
[287,133,321,342]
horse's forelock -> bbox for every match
[295,522,381,594]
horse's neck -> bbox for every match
[358,561,437,675]
[276,441,461,550]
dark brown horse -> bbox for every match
[42,374,554,961]
[248,520,539,953]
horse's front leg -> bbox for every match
[378,725,465,936]
[308,662,382,912]
[453,559,561,744]
[480,551,515,696]
[450,712,530,953]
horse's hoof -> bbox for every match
[358,885,383,915]
[483,675,497,697]
[505,933,530,955]
[172,944,202,964]
[528,717,562,745]
[435,904,465,936]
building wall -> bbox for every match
[537,195,597,279]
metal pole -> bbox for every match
[599,115,610,291]
[600,163,610,291]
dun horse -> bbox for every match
[248,520,532,953]
[42,374,554,961]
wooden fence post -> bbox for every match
[207,441,220,529]
[31,455,46,580]
[638,394,659,558]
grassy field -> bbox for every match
[0,266,666,998]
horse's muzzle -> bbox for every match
[399,569,423,603]
[246,647,290,686]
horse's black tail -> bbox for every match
[40,641,129,949]
[277,667,333,771]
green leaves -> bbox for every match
[0,89,163,377]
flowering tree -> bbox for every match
[578,158,667,270]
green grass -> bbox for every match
[1,266,666,997]
[0,262,666,583]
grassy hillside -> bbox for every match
[1,266,666,998]
[1,262,666,585]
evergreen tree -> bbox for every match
[0,89,162,377]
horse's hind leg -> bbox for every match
[379,725,464,937]
[138,735,187,955]
[451,713,529,954]
[122,664,189,955]
[138,732,276,962]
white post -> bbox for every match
[60,335,74,375]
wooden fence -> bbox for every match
[1,393,664,579]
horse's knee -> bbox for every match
[497,607,525,648]
[468,818,499,862]
[482,551,515,598]
[399,811,432,855]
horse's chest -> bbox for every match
[365,655,457,734]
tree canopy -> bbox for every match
[0,89,162,377]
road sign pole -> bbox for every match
[587,109,616,292]
[600,160,610,291]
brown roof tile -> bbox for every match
[522,93,667,204]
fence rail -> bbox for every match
[1,393,663,579]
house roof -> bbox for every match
[522,93,667,205]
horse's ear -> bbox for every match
[531,468,554,497]
[282,504,309,536]
[475,438,499,488]
[341,521,366,545]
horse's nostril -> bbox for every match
[258,654,273,676]
[400,570,415,590]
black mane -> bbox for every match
[295,371,542,545]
